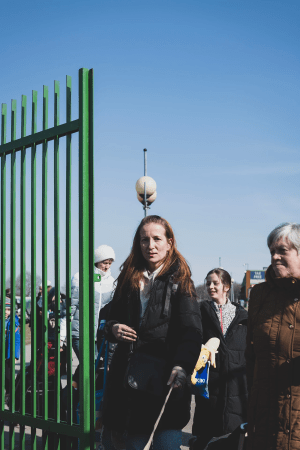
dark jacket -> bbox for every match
[246,266,300,450]
[36,288,66,345]
[193,300,248,447]
[103,261,202,434]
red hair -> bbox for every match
[114,215,195,300]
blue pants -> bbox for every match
[72,338,80,360]
[125,430,182,450]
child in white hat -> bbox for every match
[70,245,115,360]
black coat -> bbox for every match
[193,301,248,447]
[103,261,202,434]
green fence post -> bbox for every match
[31,89,38,450]
[0,103,7,449]
[79,68,94,450]
[9,98,17,450]
[20,93,27,450]
[42,84,49,450]
[66,75,73,429]
[54,81,61,450]
[88,69,95,447]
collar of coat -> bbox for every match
[200,300,247,346]
[94,266,112,280]
[201,299,248,322]
[148,259,180,282]
[265,264,300,294]
[124,259,181,330]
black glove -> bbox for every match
[167,366,187,388]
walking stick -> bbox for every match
[143,386,174,450]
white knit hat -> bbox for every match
[94,245,115,264]
[39,280,52,289]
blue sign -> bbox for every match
[250,271,265,284]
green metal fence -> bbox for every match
[0,68,95,449]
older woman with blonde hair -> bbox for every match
[103,215,202,450]
[246,222,300,450]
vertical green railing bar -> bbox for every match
[0,103,7,450]
[20,94,27,450]
[42,84,49,450]
[79,68,93,450]
[88,69,95,447]
[9,98,17,450]
[65,75,73,427]
[31,90,37,450]
[54,80,61,449]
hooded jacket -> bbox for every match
[103,260,202,434]
[4,314,21,360]
[71,266,115,341]
[36,288,67,346]
[192,300,248,447]
[246,265,300,450]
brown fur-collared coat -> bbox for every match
[246,265,300,450]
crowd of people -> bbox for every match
[2,217,300,450]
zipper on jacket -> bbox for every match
[139,282,158,331]
[207,302,227,345]
[220,306,224,333]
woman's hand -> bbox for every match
[112,323,137,342]
[167,366,187,389]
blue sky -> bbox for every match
[0,0,299,288]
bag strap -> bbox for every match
[162,275,178,318]
[103,339,109,391]
[95,337,108,372]
[95,338,109,393]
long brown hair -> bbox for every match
[205,268,231,291]
[114,215,195,299]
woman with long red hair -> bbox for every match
[103,215,202,450]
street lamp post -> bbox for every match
[135,149,157,217]
[231,278,234,303]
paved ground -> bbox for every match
[3,345,194,449]
[181,397,195,449]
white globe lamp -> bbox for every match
[136,149,157,216]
